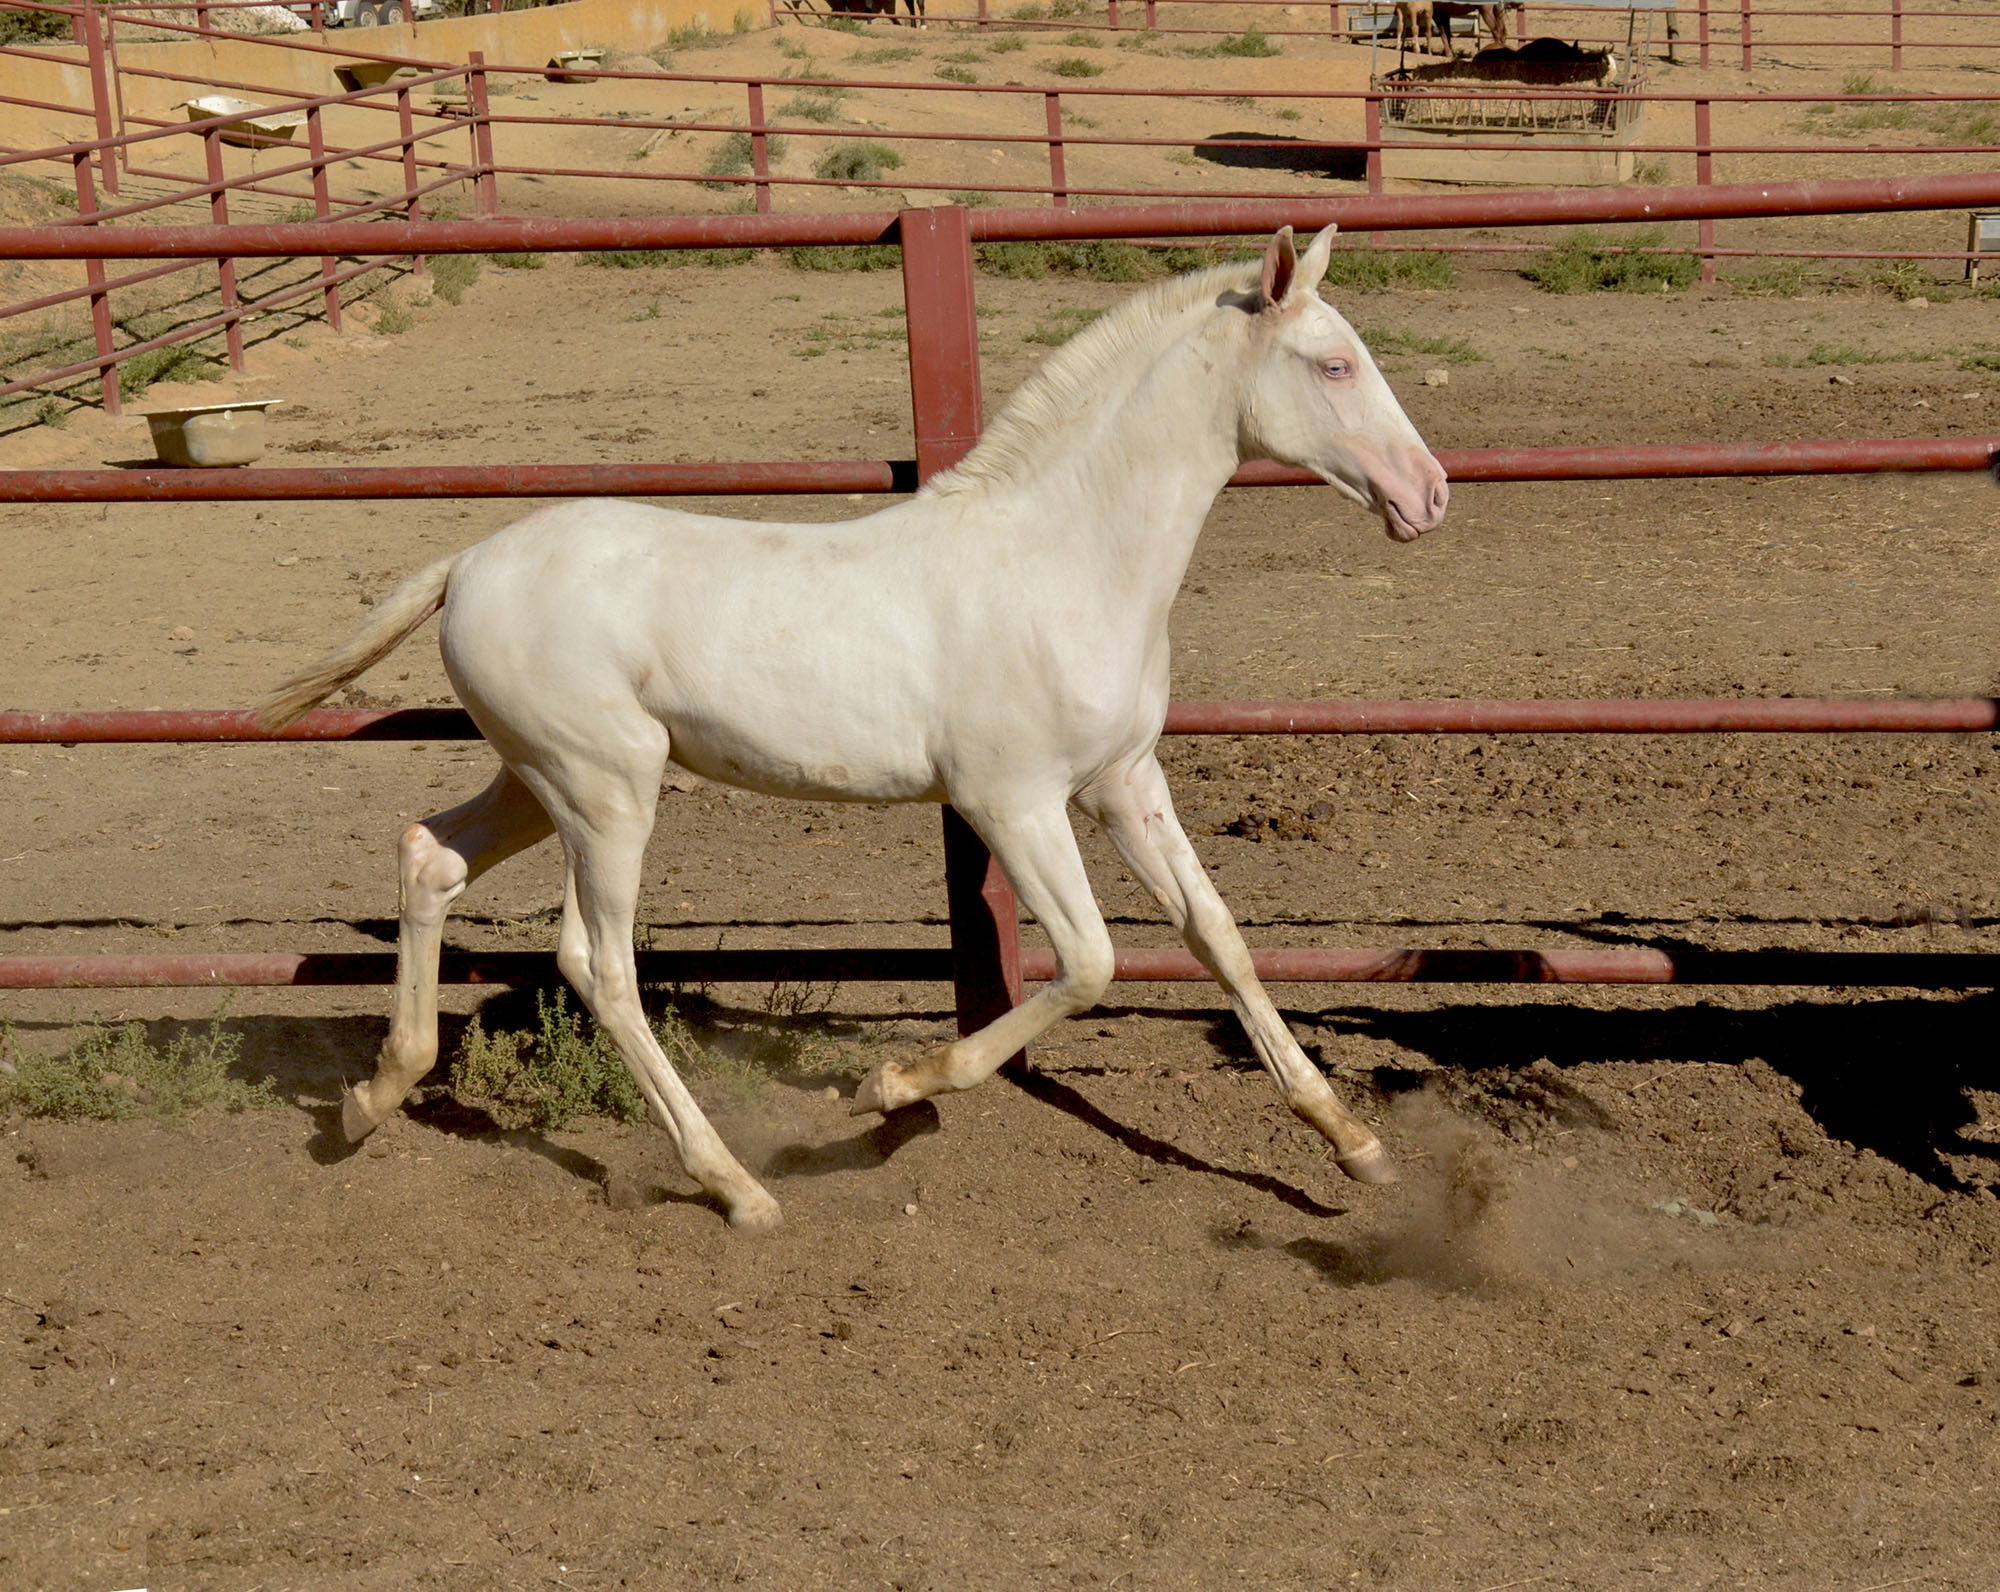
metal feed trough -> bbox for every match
[1375,0,1674,185]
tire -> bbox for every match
[353,3,380,23]
[378,0,404,19]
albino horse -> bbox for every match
[258,224,1450,1232]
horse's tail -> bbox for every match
[254,552,457,731]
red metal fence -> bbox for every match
[3,187,1999,1022]
[7,0,2000,416]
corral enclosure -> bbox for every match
[6,7,2000,1590]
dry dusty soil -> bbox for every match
[4,34,2000,1587]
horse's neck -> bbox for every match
[1010,319,1247,609]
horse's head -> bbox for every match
[1237,224,1450,542]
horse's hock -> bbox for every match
[1378,8,1667,186]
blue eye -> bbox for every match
[1323,360,1351,380]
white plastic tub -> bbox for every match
[139,399,283,468]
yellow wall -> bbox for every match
[1,0,742,148]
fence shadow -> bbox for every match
[1193,131,1369,181]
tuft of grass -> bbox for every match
[815,140,905,182]
[582,246,756,269]
[701,130,789,189]
[948,189,998,206]
[1,1013,279,1123]
[33,396,67,428]
[1184,27,1279,57]
[1359,325,1488,362]
[488,251,546,270]
[1631,157,1671,184]
[936,63,980,83]
[779,90,846,122]
[1024,305,1103,345]
[987,33,1027,52]
[451,989,647,1131]
[853,44,918,63]
[1059,30,1101,46]
[1871,259,1932,301]
[118,343,222,400]
[824,14,866,31]
[1958,345,2000,370]
[1522,228,1699,293]
[666,21,727,48]
[1730,260,1815,297]
[789,242,903,271]
[1045,55,1104,77]
[976,238,1149,280]
[939,47,986,62]
[1321,248,1458,292]
[431,252,482,303]
[373,299,415,335]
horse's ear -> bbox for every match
[1261,223,1339,310]
[1294,223,1339,298]
[1260,227,1298,309]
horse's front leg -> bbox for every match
[1078,756,1395,1184]
[347,766,554,1142]
[851,800,1113,1114]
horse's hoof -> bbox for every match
[341,1088,385,1144]
[849,1061,920,1117]
[1335,1140,1397,1185]
[727,1192,784,1234]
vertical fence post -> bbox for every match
[747,80,772,215]
[194,0,210,36]
[1739,0,1751,70]
[467,52,498,216]
[1365,90,1384,247]
[1697,0,1709,68]
[80,0,118,197]
[1889,0,1901,72]
[1146,0,1157,27]
[397,83,426,277]
[202,127,246,373]
[1329,3,1340,40]
[70,147,119,418]
[1694,97,1714,284]
[310,0,324,31]
[1045,92,1068,208]
[307,104,343,333]
[977,0,989,29]
[898,205,1024,1050]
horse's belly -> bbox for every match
[664,718,942,804]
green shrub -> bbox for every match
[701,130,789,190]
[488,251,546,270]
[373,299,414,335]
[0,5,69,43]
[779,90,846,122]
[976,239,1153,280]
[430,252,482,303]
[1045,55,1104,77]
[452,989,647,1131]
[815,140,904,182]
[1321,248,1457,291]
[789,243,904,271]
[581,246,755,268]
[117,343,221,400]
[1523,228,1698,293]
[1358,325,1488,362]
[1184,27,1279,57]
[1,1014,278,1122]
[853,44,916,63]
[936,63,979,83]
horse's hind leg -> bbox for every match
[1078,756,1394,1184]
[346,765,556,1142]
[536,748,783,1232]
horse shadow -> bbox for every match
[1291,988,2000,1191]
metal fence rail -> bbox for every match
[5,191,2000,1024]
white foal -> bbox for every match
[258,223,1450,1231]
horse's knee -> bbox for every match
[399,822,469,908]
[1055,932,1115,1011]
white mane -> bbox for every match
[923,260,1263,496]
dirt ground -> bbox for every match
[6,16,2000,1589]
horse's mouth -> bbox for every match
[1381,501,1427,542]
